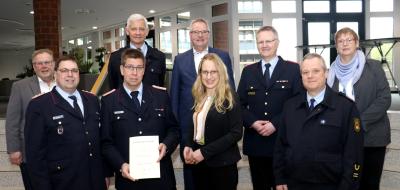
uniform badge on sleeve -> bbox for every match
[353,163,361,179]
[354,118,361,133]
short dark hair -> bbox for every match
[121,48,146,66]
[55,55,77,70]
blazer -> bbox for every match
[237,56,302,157]
[101,85,179,190]
[170,47,235,145]
[5,76,41,161]
[274,87,363,190]
[24,88,106,190]
[108,42,166,89]
[331,59,391,147]
[185,96,243,167]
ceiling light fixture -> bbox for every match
[92,26,98,30]
[149,10,156,14]
[30,11,34,15]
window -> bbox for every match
[303,1,330,13]
[77,38,84,46]
[115,27,125,37]
[238,0,262,13]
[370,0,393,12]
[271,1,296,13]
[103,31,111,40]
[336,0,362,13]
[160,31,172,65]
[178,29,190,53]
[273,18,297,62]
[160,16,172,28]
[308,22,331,67]
[177,12,190,24]
[239,20,262,70]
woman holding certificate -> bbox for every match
[183,53,243,190]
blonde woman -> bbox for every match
[183,53,243,190]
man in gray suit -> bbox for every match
[5,49,56,189]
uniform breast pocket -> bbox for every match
[148,65,162,75]
[154,110,166,120]
[246,85,261,103]
[319,118,342,145]
[273,82,292,90]
[112,114,128,125]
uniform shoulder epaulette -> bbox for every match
[152,85,166,91]
[82,90,95,96]
[338,92,355,102]
[31,93,45,99]
[102,89,116,96]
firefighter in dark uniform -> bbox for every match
[101,48,179,190]
[24,56,107,190]
[237,26,302,189]
[273,53,363,190]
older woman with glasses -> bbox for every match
[183,53,243,190]
[328,27,391,190]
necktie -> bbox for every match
[130,91,141,109]
[69,95,83,117]
[264,63,271,85]
[309,98,316,110]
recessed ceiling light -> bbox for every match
[149,10,156,14]
[29,11,34,15]
[92,26,98,30]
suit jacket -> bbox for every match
[108,43,166,89]
[274,87,363,190]
[100,85,179,190]
[331,59,391,147]
[170,47,235,145]
[237,56,302,157]
[185,95,243,167]
[24,88,106,190]
[5,76,41,161]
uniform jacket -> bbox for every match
[108,43,166,89]
[184,95,243,167]
[331,59,391,147]
[170,47,235,145]
[237,56,302,157]
[6,76,41,161]
[24,88,106,190]
[100,85,179,190]
[274,87,363,190]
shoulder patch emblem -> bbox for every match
[102,89,116,96]
[152,85,166,91]
[354,118,361,133]
[31,93,44,99]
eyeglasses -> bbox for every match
[124,65,144,72]
[58,68,79,74]
[337,38,355,45]
[190,30,210,35]
[201,70,218,76]
[33,60,53,66]
[129,27,146,32]
[301,69,323,76]
[257,39,277,45]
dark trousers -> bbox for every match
[359,147,386,190]
[20,162,33,190]
[287,181,337,190]
[192,162,238,190]
[248,156,275,190]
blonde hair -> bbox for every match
[192,53,234,113]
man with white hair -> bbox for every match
[109,13,166,89]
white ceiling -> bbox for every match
[0,0,207,50]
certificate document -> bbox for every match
[129,135,160,179]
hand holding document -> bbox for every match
[129,136,160,180]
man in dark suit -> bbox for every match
[24,56,107,190]
[170,18,235,190]
[5,49,56,190]
[274,53,363,190]
[237,26,302,190]
[108,13,166,89]
[101,48,179,190]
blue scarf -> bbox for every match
[327,50,365,87]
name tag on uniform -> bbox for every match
[114,110,124,115]
[155,108,164,111]
[52,115,64,120]
[276,80,288,83]
[248,91,256,95]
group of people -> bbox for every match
[5,13,391,190]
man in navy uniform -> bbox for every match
[101,48,179,189]
[108,13,166,89]
[24,56,107,190]
[273,53,363,190]
[237,26,302,189]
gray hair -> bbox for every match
[301,53,327,71]
[256,26,279,40]
[189,18,210,31]
[126,14,148,29]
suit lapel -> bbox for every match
[79,91,89,119]
[187,49,197,77]
[140,86,152,115]
[51,89,83,119]
[29,76,41,95]
[117,88,140,114]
